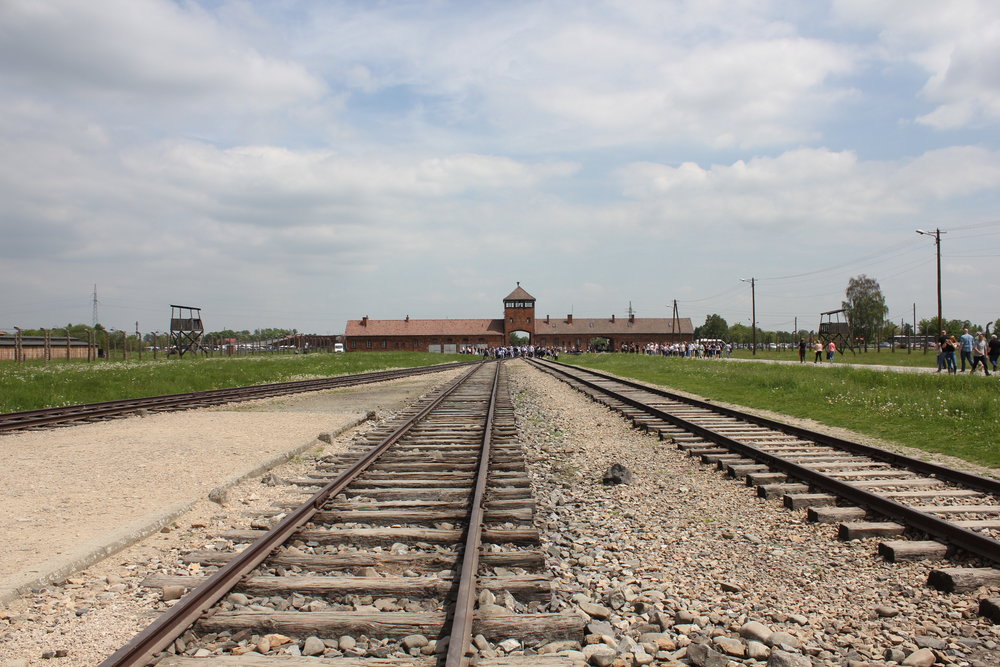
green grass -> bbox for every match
[0,352,469,413]
[559,354,1000,470]
[730,347,938,367]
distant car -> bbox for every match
[334,343,345,353]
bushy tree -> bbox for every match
[695,314,728,340]
[843,275,888,344]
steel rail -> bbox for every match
[530,359,1000,567]
[445,361,501,667]
[0,362,474,433]
[98,361,488,667]
[533,359,1000,496]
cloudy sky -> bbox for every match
[2,0,999,336]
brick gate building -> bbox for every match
[344,285,694,353]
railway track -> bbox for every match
[528,359,1000,608]
[100,360,585,666]
[0,362,475,434]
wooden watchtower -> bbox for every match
[817,309,856,354]
[170,305,204,357]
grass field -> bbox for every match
[558,353,1000,470]
[730,347,938,367]
[0,352,469,414]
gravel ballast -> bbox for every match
[509,361,1000,666]
[0,361,998,666]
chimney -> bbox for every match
[629,313,635,323]
[567,314,573,324]
[545,314,550,324]
[405,315,409,322]
[362,316,368,326]
[611,314,615,323]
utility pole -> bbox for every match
[741,278,757,355]
[916,229,945,335]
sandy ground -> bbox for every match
[0,371,459,599]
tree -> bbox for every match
[508,332,528,346]
[695,314,728,340]
[727,323,751,345]
[842,275,888,346]
[881,320,899,346]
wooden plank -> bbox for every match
[159,655,584,666]
[849,478,944,489]
[808,506,867,523]
[180,549,546,571]
[157,656,434,666]
[141,574,553,601]
[878,540,949,562]
[757,483,809,499]
[746,472,787,486]
[980,597,1000,624]
[913,505,1000,515]
[196,610,584,642]
[927,568,1000,593]
[838,521,905,540]
[882,489,981,499]
[219,526,539,546]
[783,493,837,510]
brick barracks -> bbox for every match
[344,285,694,353]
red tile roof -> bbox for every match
[503,285,535,301]
[345,318,505,337]
[533,317,694,336]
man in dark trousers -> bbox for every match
[988,334,1000,372]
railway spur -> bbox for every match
[101,360,585,666]
[527,358,1000,624]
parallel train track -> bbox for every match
[528,359,1000,600]
[0,362,475,434]
[101,360,584,666]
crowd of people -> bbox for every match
[935,328,997,376]
[798,339,838,363]
[458,330,1000,377]
[474,345,560,360]
[467,341,736,359]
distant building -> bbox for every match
[0,334,92,362]
[344,285,694,352]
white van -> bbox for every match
[333,343,345,353]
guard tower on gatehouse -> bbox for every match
[503,283,536,343]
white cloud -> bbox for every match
[833,0,1000,128]
[618,146,1000,231]
[297,1,858,150]
[0,0,324,111]
[122,142,579,219]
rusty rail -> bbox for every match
[98,361,488,667]
[445,360,501,666]
[1,362,474,433]
[531,358,1000,567]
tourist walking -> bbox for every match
[989,334,1000,372]
[813,340,823,363]
[971,332,991,376]
[936,330,948,373]
[958,328,975,372]
[826,341,837,362]
[944,336,958,374]
[798,339,806,363]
